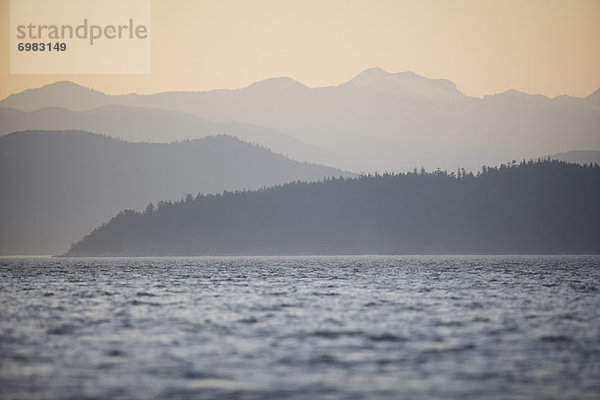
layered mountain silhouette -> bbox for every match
[2,68,599,172]
[0,130,351,255]
[0,106,361,170]
[65,160,600,256]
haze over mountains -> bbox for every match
[1,69,598,255]
[2,68,599,172]
[0,130,350,255]
[0,106,360,170]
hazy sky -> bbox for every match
[1,0,599,99]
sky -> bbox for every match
[1,0,599,99]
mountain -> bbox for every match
[0,81,109,111]
[342,67,468,103]
[584,88,600,110]
[2,69,599,172]
[65,160,600,256]
[0,131,352,255]
[0,105,362,170]
[545,150,600,165]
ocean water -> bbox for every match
[1,255,599,400]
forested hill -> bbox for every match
[0,130,350,255]
[66,160,600,256]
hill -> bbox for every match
[0,105,361,171]
[2,69,598,172]
[65,160,600,256]
[0,131,351,255]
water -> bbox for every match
[1,256,599,400]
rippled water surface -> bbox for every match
[1,256,599,399]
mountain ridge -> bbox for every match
[343,67,468,102]
[0,130,352,255]
[0,104,364,170]
[1,68,598,172]
[4,68,597,101]
[544,150,600,165]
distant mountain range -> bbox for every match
[2,68,599,172]
[0,106,362,171]
[0,131,351,255]
[544,150,600,165]
[65,160,600,256]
